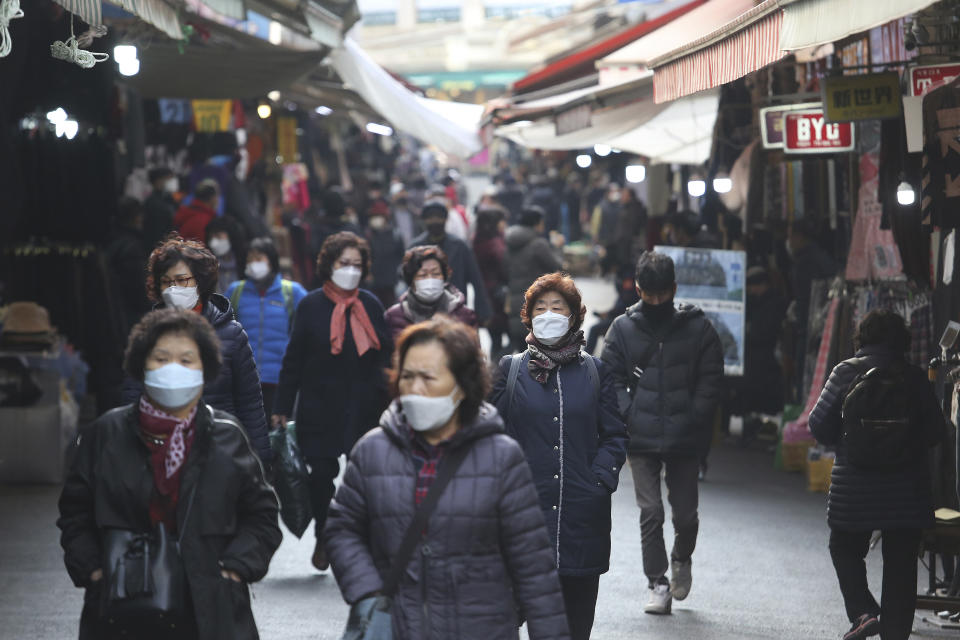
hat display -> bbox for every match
[0,302,57,348]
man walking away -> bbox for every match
[601,251,723,614]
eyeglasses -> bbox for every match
[160,275,196,288]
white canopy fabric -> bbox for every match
[780,0,937,51]
[329,36,483,158]
[54,0,182,39]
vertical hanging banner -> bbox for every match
[191,100,232,132]
[276,116,298,164]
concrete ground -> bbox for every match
[1,276,957,639]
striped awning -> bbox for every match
[651,0,784,103]
[52,0,182,40]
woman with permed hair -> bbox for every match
[272,231,393,571]
[121,236,271,464]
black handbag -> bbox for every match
[340,443,471,640]
[100,489,196,629]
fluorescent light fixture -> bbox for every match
[593,144,611,157]
[366,122,394,136]
[257,103,272,119]
[267,90,281,102]
[513,120,533,128]
[625,165,646,183]
[46,108,67,123]
[118,58,140,76]
[897,181,916,206]
[713,177,733,193]
[315,105,332,116]
[113,45,137,63]
[612,148,622,154]
[576,154,592,169]
[687,180,706,198]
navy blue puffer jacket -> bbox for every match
[324,401,570,640]
[122,294,271,463]
[809,345,946,531]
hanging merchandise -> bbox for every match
[190,100,231,132]
[50,15,108,69]
[0,0,23,58]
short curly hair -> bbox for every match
[520,272,587,332]
[124,308,222,384]
[147,236,220,304]
[316,231,371,284]
[401,245,450,287]
[391,317,489,425]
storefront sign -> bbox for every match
[758,102,820,149]
[191,100,232,132]
[909,63,960,97]
[276,116,298,163]
[822,72,901,122]
[555,104,591,136]
[783,109,855,154]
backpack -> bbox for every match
[840,359,916,470]
[505,351,599,409]
[230,279,295,333]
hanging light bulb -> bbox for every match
[713,177,733,193]
[257,102,272,119]
[118,58,140,76]
[46,108,67,123]
[687,180,706,198]
[897,180,916,206]
[576,154,592,169]
[594,144,611,157]
[625,165,646,183]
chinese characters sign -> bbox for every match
[784,109,855,154]
[822,72,901,123]
[909,64,960,97]
[191,100,232,132]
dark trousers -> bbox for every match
[305,456,341,538]
[829,528,921,640]
[629,453,700,586]
[560,575,600,640]
[261,383,277,421]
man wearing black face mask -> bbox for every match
[600,251,723,617]
[410,200,492,323]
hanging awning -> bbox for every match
[649,0,784,104]
[779,0,937,51]
[328,36,483,158]
[53,0,182,39]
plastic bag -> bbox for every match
[269,422,313,538]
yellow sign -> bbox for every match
[822,72,902,123]
[191,100,232,132]
[276,116,298,163]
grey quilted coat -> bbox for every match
[324,401,571,640]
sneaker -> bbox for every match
[670,558,692,601]
[842,614,880,640]
[643,582,672,615]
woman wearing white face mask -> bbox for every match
[384,245,477,340]
[205,217,246,295]
[325,317,572,640]
[226,238,307,420]
[273,231,393,571]
[120,237,272,467]
[58,309,281,640]
[490,272,628,640]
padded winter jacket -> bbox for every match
[225,274,308,385]
[600,301,724,456]
[809,345,946,531]
[324,401,571,640]
[504,225,562,322]
[384,285,478,340]
[410,232,492,322]
[121,294,271,464]
[491,352,628,576]
[57,402,281,640]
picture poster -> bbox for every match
[654,246,747,376]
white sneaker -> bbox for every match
[643,582,672,615]
[670,559,692,601]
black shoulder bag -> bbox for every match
[100,486,197,630]
[341,442,472,640]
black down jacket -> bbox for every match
[505,225,562,323]
[323,401,571,640]
[600,302,724,456]
[122,294,270,464]
[57,402,282,640]
[491,352,628,576]
[808,345,946,531]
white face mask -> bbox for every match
[532,310,571,346]
[369,216,387,231]
[400,387,462,432]
[162,286,199,310]
[331,266,362,290]
[245,260,270,281]
[208,237,231,257]
[414,278,445,303]
[163,177,179,194]
[144,363,204,410]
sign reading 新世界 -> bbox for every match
[784,109,855,154]
[822,72,901,123]
[909,63,960,97]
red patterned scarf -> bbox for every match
[323,282,381,356]
[525,330,585,384]
[138,396,197,528]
